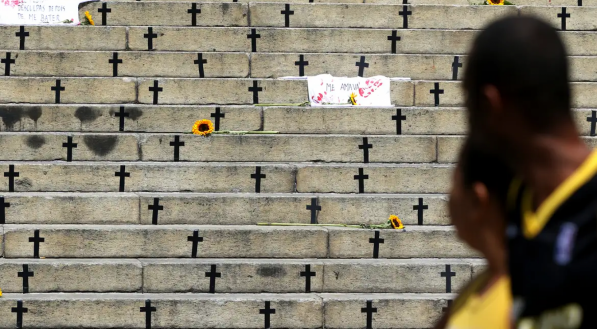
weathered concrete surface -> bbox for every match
[0,259,142,293]
[128,27,251,51]
[521,6,597,31]
[3,225,328,258]
[0,26,126,51]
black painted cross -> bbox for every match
[300,264,316,293]
[170,135,185,162]
[281,4,294,27]
[259,301,276,329]
[11,300,27,329]
[115,165,130,192]
[194,53,207,78]
[359,137,373,163]
[361,300,377,329]
[353,168,368,194]
[2,52,16,76]
[0,196,9,224]
[188,229,203,258]
[188,3,201,26]
[558,7,570,31]
[140,299,156,329]
[295,55,309,77]
[4,165,19,192]
[306,198,320,224]
[441,264,456,293]
[430,82,444,106]
[144,27,158,50]
[51,79,65,104]
[18,264,34,293]
[413,197,428,225]
[28,230,44,259]
[205,264,221,293]
[109,52,123,77]
[98,3,112,26]
[210,107,225,131]
[249,81,263,105]
[579,0,582,5]
[587,110,597,136]
[369,230,384,259]
[148,198,163,225]
[149,80,163,105]
[355,56,369,77]
[387,30,401,54]
[442,300,453,313]
[115,106,129,132]
[251,166,266,193]
[247,28,261,52]
[399,5,412,29]
[392,108,407,135]
[15,26,29,50]
[451,56,462,81]
[62,136,78,162]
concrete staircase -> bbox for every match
[0,1,595,328]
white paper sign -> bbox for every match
[307,74,392,107]
[0,0,93,25]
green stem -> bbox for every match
[255,102,310,107]
[212,131,279,134]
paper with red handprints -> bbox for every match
[308,74,391,107]
[0,0,97,25]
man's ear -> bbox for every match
[471,182,491,223]
[483,85,503,115]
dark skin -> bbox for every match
[475,85,591,210]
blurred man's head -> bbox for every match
[464,16,572,156]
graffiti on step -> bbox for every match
[0,0,97,25]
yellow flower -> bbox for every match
[487,0,504,4]
[389,215,404,229]
[349,92,358,105]
[84,11,95,25]
[192,119,215,136]
[0,287,2,297]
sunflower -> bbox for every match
[349,92,358,105]
[0,287,2,297]
[192,119,215,136]
[486,0,504,4]
[84,11,95,25]
[389,215,404,229]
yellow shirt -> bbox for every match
[446,275,512,329]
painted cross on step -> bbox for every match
[430,82,444,106]
[247,28,261,52]
[140,299,156,329]
[115,165,130,192]
[28,230,44,259]
[392,108,407,135]
[306,198,320,224]
[259,301,276,329]
[281,4,294,27]
[144,27,158,50]
[115,106,129,132]
[62,136,78,162]
[195,53,207,78]
[15,26,29,50]
[188,3,201,26]
[2,52,16,76]
[361,300,377,329]
[251,166,266,193]
[587,110,597,136]
[109,52,123,77]
[353,168,369,194]
[188,229,204,258]
[295,55,309,77]
[399,5,412,29]
[359,137,373,163]
[452,56,462,80]
[0,196,10,224]
[170,135,185,162]
[300,264,316,292]
[369,230,384,258]
[51,79,65,104]
[355,56,369,77]
[205,264,221,293]
[98,2,112,26]
[442,300,453,313]
[558,7,570,31]
[11,300,27,329]
[413,197,428,225]
[149,80,163,105]
[4,165,19,192]
[18,264,34,293]
[441,264,456,293]
[148,198,163,225]
[210,107,225,131]
[249,81,263,104]
[387,30,401,54]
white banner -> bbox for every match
[0,0,93,25]
[308,74,392,107]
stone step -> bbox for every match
[0,258,484,293]
[101,0,597,4]
[0,293,452,328]
[0,162,452,193]
[0,192,449,225]
[3,26,597,55]
[0,51,250,78]
[249,3,515,29]
[521,6,597,31]
[1,225,471,258]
